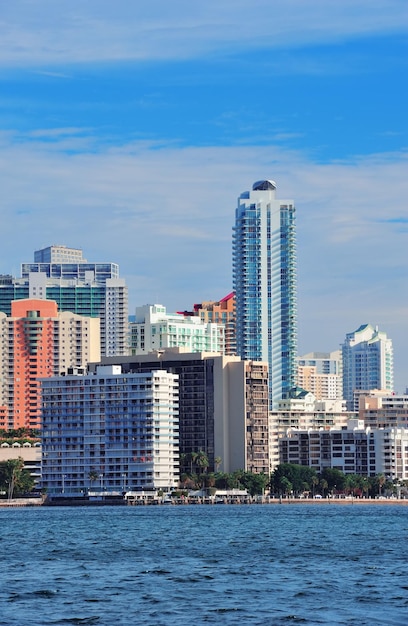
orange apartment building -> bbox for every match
[0,299,100,430]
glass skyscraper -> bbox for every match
[233,180,297,408]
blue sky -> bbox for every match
[1,1,408,389]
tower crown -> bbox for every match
[252,180,276,191]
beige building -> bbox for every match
[297,351,342,400]
[358,392,408,429]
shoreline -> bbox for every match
[1,496,407,508]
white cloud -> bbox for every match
[0,131,407,387]
[0,1,407,67]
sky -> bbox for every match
[0,1,407,389]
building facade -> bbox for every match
[233,180,297,409]
[359,392,408,430]
[179,293,236,356]
[269,402,352,472]
[41,365,179,496]
[297,351,343,400]
[92,349,269,475]
[129,304,225,355]
[0,246,128,358]
[34,244,85,264]
[279,423,408,481]
[0,299,100,430]
[342,324,394,410]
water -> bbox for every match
[0,504,407,625]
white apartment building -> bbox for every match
[270,408,351,472]
[41,365,179,497]
[129,304,225,355]
[279,422,408,480]
[34,245,85,264]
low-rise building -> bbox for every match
[269,388,352,471]
[279,422,408,480]
[0,443,42,488]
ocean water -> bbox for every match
[0,504,407,625]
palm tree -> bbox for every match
[214,456,222,472]
[360,477,370,499]
[376,473,386,497]
[196,451,209,476]
[188,452,199,474]
[88,470,99,491]
[319,478,328,498]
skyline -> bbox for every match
[0,1,407,389]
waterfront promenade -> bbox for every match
[1,495,407,507]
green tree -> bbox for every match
[0,458,35,497]
[240,471,268,496]
[320,468,346,493]
[376,473,386,496]
[360,477,370,498]
[196,450,209,474]
[344,474,360,496]
[272,463,318,496]
[279,476,292,496]
[319,478,328,497]
[187,452,199,474]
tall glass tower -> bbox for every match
[233,180,297,408]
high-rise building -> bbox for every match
[233,180,297,408]
[92,349,270,475]
[41,365,179,497]
[129,304,225,355]
[297,350,343,400]
[342,324,394,410]
[0,299,100,430]
[0,246,128,357]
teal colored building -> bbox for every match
[0,246,128,357]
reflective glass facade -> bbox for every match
[233,180,297,408]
